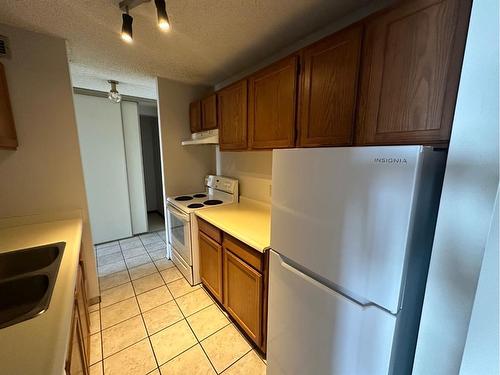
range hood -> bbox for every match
[181,129,219,145]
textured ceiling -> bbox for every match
[0,0,374,97]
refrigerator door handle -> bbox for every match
[278,252,396,313]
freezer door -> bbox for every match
[267,251,396,375]
[271,146,429,312]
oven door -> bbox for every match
[167,204,192,265]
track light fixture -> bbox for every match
[118,0,171,43]
[155,0,170,30]
[121,8,133,43]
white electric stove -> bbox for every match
[166,175,238,285]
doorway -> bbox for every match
[138,102,165,234]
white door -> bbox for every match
[267,251,396,375]
[271,146,445,313]
[122,101,148,235]
[74,94,132,243]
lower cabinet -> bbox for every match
[223,248,263,345]
[66,256,90,374]
[198,218,268,351]
[199,231,223,303]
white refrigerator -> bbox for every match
[267,146,446,375]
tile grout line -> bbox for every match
[122,235,162,373]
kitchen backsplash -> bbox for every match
[216,148,272,203]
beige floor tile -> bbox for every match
[137,285,173,312]
[222,351,266,375]
[103,339,157,375]
[201,325,252,373]
[90,310,101,334]
[98,252,124,267]
[146,242,167,253]
[90,332,102,365]
[99,270,130,291]
[98,260,127,277]
[187,304,230,340]
[125,254,152,269]
[159,345,215,375]
[149,250,167,261]
[120,239,143,250]
[90,362,103,375]
[167,278,200,298]
[102,315,147,358]
[176,288,213,317]
[133,273,165,295]
[150,320,197,365]
[129,262,158,280]
[96,244,121,257]
[101,282,135,308]
[101,297,140,329]
[148,370,160,375]
[155,258,175,271]
[122,246,148,259]
[160,267,183,283]
[142,300,184,335]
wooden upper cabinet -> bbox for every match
[355,0,472,145]
[189,100,202,133]
[0,63,18,150]
[201,94,217,130]
[298,25,363,147]
[248,56,298,149]
[217,80,248,151]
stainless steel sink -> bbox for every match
[0,242,65,329]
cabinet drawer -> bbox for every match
[223,234,263,272]
[198,218,222,244]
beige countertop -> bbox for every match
[195,197,271,252]
[0,217,83,375]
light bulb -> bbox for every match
[121,12,133,42]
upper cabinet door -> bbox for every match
[189,100,202,133]
[356,0,472,146]
[248,56,298,149]
[0,63,18,150]
[217,80,248,151]
[201,94,217,130]
[298,25,363,147]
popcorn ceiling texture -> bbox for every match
[0,0,372,97]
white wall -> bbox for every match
[413,0,499,373]
[460,189,499,375]
[216,149,272,203]
[156,78,216,199]
[214,0,393,202]
[0,24,98,298]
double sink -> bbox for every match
[0,242,65,329]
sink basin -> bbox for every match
[0,275,49,328]
[0,245,60,279]
[0,242,65,329]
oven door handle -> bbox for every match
[167,204,190,222]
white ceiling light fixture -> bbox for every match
[108,80,122,103]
